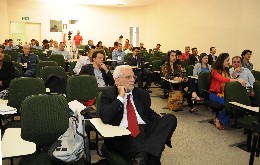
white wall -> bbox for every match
[144,0,260,70]
[4,0,260,70]
[0,0,9,41]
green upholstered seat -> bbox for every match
[224,82,251,117]
[12,61,23,77]
[66,75,99,102]
[185,65,194,77]
[19,95,86,165]
[4,54,11,61]
[8,77,46,114]
[49,54,66,69]
[39,66,66,83]
[36,61,58,77]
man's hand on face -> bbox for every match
[235,67,242,73]
[117,85,126,98]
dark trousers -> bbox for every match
[107,114,177,163]
[185,78,198,108]
[135,68,154,89]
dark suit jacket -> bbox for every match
[208,54,217,65]
[128,55,145,69]
[79,64,114,86]
[188,54,198,66]
[0,61,18,91]
[99,86,160,126]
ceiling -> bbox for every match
[30,0,161,7]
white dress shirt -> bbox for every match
[117,91,146,128]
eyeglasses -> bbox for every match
[233,61,241,63]
[119,75,137,80]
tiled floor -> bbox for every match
[2,86,260,165]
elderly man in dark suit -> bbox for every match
[79,50,114,87]
[99,65,177,165]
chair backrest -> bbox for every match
[7,51,20,61]
[34,52,46,61]
[66,75,99,102]
[253,81,260,105]
[49,54,66,69]
[12,61,23,77]
[198,72,211,97]
[179,60,188,69]
[8,77,46,113]
[4,54,11,61]
[21,95,69,147]
[152,60,163,72]
[36,61,58,77]
[95,92,103,118]
[252,70,260,81]
[185,65,194,77]
[224,82,251,116]
[68,61,77,76]
[39,66,66,83]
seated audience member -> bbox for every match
[124,44,133,55]
[229,56,255,95]
[79,50,114,87]
[17,44,39,77]
[208,47,217,65]
[110,41,118,52]
[179,46,190,61]
[139,42,146,51]
[32,40,43,50]
[112,43,126,65]
[99,65,177,165]
[51,42,71,62]
[209,53,246,130]
[129,47,154,93]
[188,47,199,65]
[4,39,19,51]
[51,41,59,51]
[241,49,253,71]
[42,39,50,50]
[0,48,18,92]
[123,39,130,50]
[153,44,162,53]
[85,40,94,53]
[162,50,202,112]
[73,49,93,75]
[96,41,106,58]
[87,45,96,62]
[49,39,54,48]
[193,53,211,77]
[3,39,8,46]
[30,39,36,47]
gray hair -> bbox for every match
[23,44,30,49]
[113,65,132,79]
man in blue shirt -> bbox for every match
[17,44,39,77]
[112,43,126,65]
[229,56,255,93]
[51,42,71,62]
[4,39,19,51]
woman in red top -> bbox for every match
[209,53,245,130]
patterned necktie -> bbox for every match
[126,94,140,137]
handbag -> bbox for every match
[167,90,184,111]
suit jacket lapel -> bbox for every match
[132,89,143,116]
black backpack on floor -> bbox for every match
[45,75,66,94]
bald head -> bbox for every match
[23,44,30,55]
